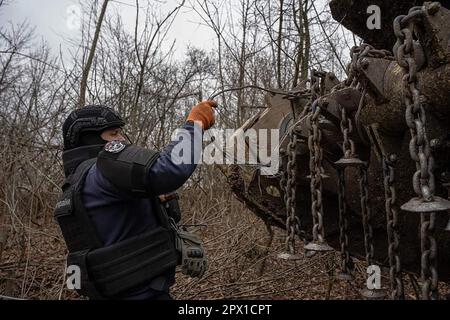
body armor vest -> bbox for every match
[55,145,179,299]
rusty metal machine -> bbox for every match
[225,1,450,299]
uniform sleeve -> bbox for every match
[147,121,203,196]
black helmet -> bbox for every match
[62,105,125,150]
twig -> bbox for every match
[230,279,330,299]
[0,294,27,300]
[0,51,63,72]
[209,85,306,100]
[310,1,348,75]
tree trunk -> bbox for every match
[78,0,110,108]
[277,0,284,89]
[301,0,310,80]
[237,0,250,126]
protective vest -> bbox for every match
[54,144,180,299]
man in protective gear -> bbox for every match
[55,101,216,300]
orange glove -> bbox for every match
[187,100,217,130]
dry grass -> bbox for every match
[1,168,450,300]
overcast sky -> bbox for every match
[0,0,215,60]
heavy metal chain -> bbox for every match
[359,165,374,265]
[307,70,330,248]
[383,155,405,299]
[395,10,434,201]
[337,168,353,275]
[281,70,324,256]
[337,100,377,282]
[340,106,356,159]
[347,76,382,297]
[308,102,327,245]
[280,150,288,198]
[344,44,394,89]
[354,89,377,280]
[336,106,358,276]
[308,106,323,236]
[394,5,439,300]
[420,212,438,300]
[283,129,301,254]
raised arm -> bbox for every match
[95,101,216,198]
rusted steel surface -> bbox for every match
[329,0,450,50]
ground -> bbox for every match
[1,176,449,300]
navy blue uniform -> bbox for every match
[82,122,202,299]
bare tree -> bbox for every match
[78,0,110,108]
[0,0,360,300]
[292,0,310,87]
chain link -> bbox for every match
[336,89,371,282]
[337,168,353,275]
[306,71,331,249]
[281,70,324,256]
[359,165,374,265]
[383,155,405,299]
[421,212,439,299]
[395,9,433,201]
[394,5,438,300]
[283,129,301,254]
[348,45,394,87]
[340,106,357,159]
[308,104,327,244]
[335,105,358,276]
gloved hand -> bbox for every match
[187,100,217,130]
[175,229,208,279]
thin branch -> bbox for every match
[0,51,62,72]
[209,85,307,99]
[311,0,347,75]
